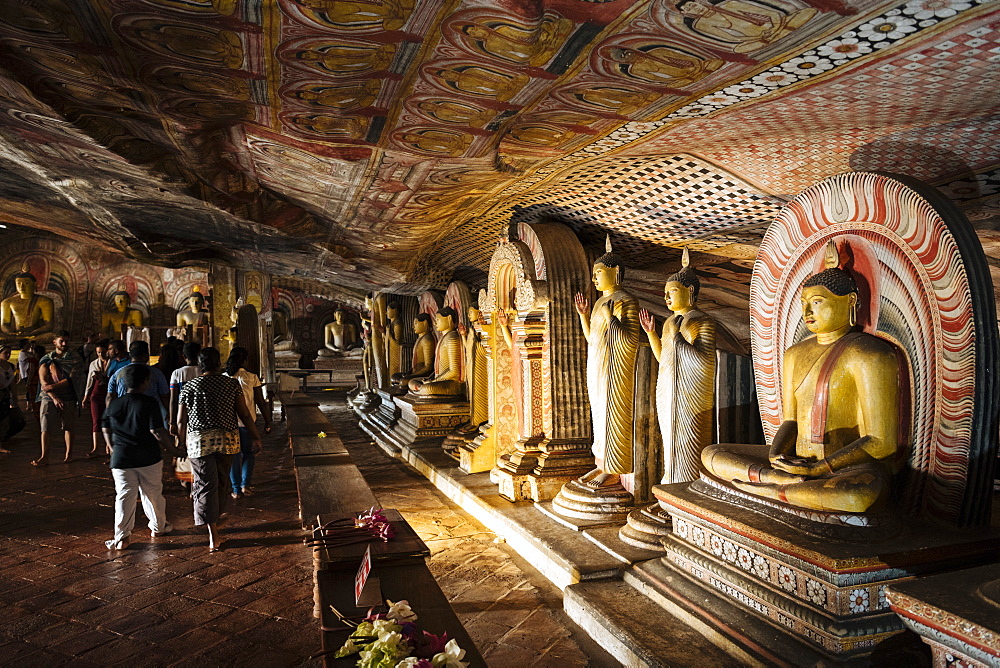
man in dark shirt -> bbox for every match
[102,364,182,551]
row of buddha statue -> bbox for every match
[351,231,908,520]
[566,238,903,516]
[0,263,213,345]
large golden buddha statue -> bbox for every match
[702,242,907,514]
[574,239,640,488]
[0,263,55,343]
[101,286,143,339]
[408,307,465,398]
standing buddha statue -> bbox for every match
[573,237,641,488]
[384,302,404,377]
[640,249,717,483]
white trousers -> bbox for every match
[111,460,169,542]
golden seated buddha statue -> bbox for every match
[408,307,465,398]
[701,241,908,514]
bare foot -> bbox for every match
[63,458,74,464]
[584,471,620,489]
[0,448,11,454]
[30,459,47,467]
[578,468,601,484]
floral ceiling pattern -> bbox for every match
[0,0,996,296]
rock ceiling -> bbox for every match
[0,0,997,298]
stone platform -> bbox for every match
[646,478,1000,664]
[888,562,1000,667]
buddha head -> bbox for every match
[13,263,36,298]
[386,303,398,321]
[800,241,858,335]
[592,236,624,292]
[334,309,348,325]
[112,285,131,312]
[435,307,456,333]
[665,248,700,314]
[413,313,431,335]
[187,289,205,312]
[676,0,711,18]
[467,306,480,324]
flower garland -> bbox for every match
[333,600,469,668]
[312,507,396,548]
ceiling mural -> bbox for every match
[0,0,995,297]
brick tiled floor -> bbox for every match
[0,394,615,667]
[0,411,321,667]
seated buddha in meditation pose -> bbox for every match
[408,307,465,398]
[701,242,908,514]
[318,309,361,356]
[0,263,54,343]
[392,313,435,390]
[101,286,143,339]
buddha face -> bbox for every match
[664,281,693,313]
[467,306,480,323]
[113,294,130,311]
[188,294,204,311]
[413,317,429,335]
[14,277,35,298]
[677,0,710,17]
[334,310,346,323]
[435,312,453,332]
[800,285,856,334]
[592,262,619,292]
[386,307,397,320]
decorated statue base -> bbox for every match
[274,351,302,369]
[360,392,469,454]
[549,476,634,524]
[888,563,1000,668]
[618,502,672,551]
[313,351,364,384]
[648,478,1000,662]
[493,443,595,503]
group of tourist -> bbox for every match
[1,332,272,552]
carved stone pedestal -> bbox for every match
[550,478,634,523]
[888,563,1000,667]
[274,352,302,369]
[618,502,671,551]
[492,443,594,503]
[361,393,469,455]
[314,352,364,384]
[458,426,493,474]
[648,478,1000,664]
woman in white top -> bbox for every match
[225,347,272,497]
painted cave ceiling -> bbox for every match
[0,0,998,300]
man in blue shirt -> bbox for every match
[106,341,169,425]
